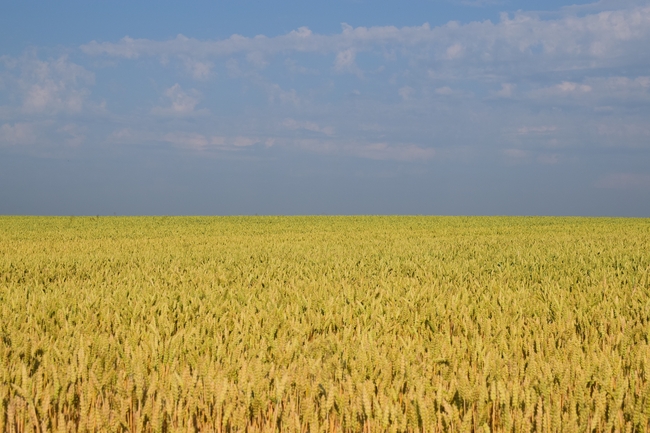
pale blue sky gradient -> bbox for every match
[1,0,649,215]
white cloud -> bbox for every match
[445,43,464,59]
[435,86,453,95]
[334,48,355,70]
[4,2,649,167]
[233,136,260,147]
[267,84,300,105]
[225,59,242,77]
[163,132,209,149]
[495,83,516,98]
[246,51,268,69]
[108,128,260,151]
[0,121,87,148]
[526,75,650,106]
[527,81,593,101]
[283,118,334,136]
[80,5,650,80]
[284,58,318,75]
[557,82,592,93]
[333,48,362,77]
[398,86,414,100]
[0,122,36,146]
[183,59,213,80]
[0,54,95,114]
[152,84,202,116]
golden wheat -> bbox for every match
[0,216,649,432]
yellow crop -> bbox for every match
[1,216,649,432]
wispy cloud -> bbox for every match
[283,118,334,136]
[122,130,263,151]
[333,48,362,77]
[151,84,204,116]
[1,54,95,114]
[398,86,415,100]
[80,6,650,80]
[183,59,213,80]
[0,122,36,146]
[2,2,649,165]
[596,173,650,189]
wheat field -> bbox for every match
[1,216,649,432]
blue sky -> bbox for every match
[1,0,649,216]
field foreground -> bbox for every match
[1,216,650,432]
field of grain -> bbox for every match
[1,216,649,432]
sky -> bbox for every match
[1,0,650,216]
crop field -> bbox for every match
[1,216,650,432]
